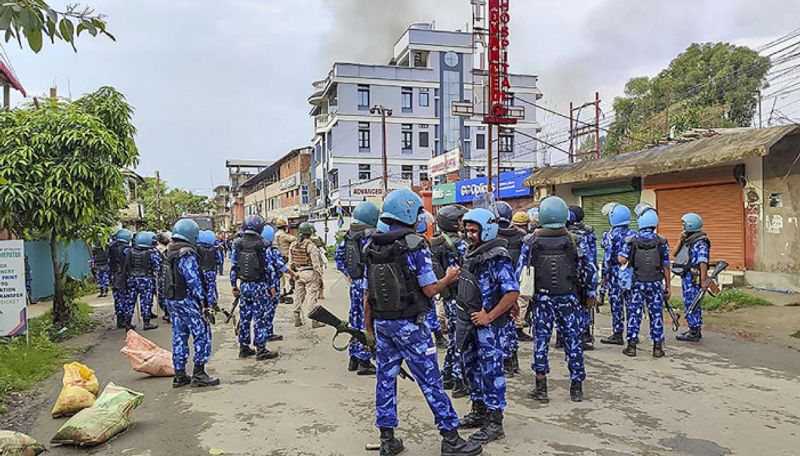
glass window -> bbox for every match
[358,122,370,151]
[499,133,514,153]
[419,131,429,148]
[402,87,413,112]
[401,124,413,151]
[476,133,486,150]
[419,172,429,182]
[419,88,429,107]
[358,164,371,181]
[402,165,413,181]
[442,69,461,153]
[504,92,515,107]
[326,131,332,151]
[474,166,486,178]
[358,85,370,110]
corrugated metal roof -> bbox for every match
[524,126,800,186]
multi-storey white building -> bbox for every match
[308,23,542,217]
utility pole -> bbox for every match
[758,90,763,128]
[487,124,493,194]
[594,91,601,157]
[370,105,393,196]
[569,94,601,161]
[569,101,574,163]
[665,84,671,138]
[155,170,162,229]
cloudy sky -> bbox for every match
[5,0,799,194]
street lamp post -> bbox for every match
[370,105,393,196]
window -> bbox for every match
[358,122,370,151]
[499,132,514,153]
[326,131,332,152]
[419,165,428,182]
[504,92,515,107]
[474,166,486,178]
[358,164,371,181]
[419,88,430,107]
[434,88,440,117]
[402,165,414,181]
[401,87,413,112]
[401,124,413,151]
[476,133,486,150]
[358,85,370,110]
[419,131,430,148]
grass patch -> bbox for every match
[669,288,772,312]
[790,331,800,339]
[0,301,97,403]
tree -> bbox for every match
[139,177,214,232]
[604,43,771,155]
[0,87,138,322]
[0,1,114,53]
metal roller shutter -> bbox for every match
[582,191,641,264]
[656,183,744,270]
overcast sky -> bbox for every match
[5,0,799,194]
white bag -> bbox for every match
[519,265,535,298]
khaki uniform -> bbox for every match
[275,229,297,293]
[289,237,324,326]
[515,295,530,329]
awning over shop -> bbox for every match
[523,126,799,187]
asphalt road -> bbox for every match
[24,267,800,456]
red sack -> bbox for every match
[119,330,175,377]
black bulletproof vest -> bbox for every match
[165,244,197,301]
[456,238,511,327]
[527,229,579,296]
[126,248,151,277]
[344,228,370,280]
[235,234,267,282]
[672,232,710,275]
[365,228,431,320]
[630,235,666,282]
[92,247,109,266]
[109,243,127,274]
[430,233,461,300]
[196,245,218,273]
[498,227,525,265]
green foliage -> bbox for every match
[669,288,771,313]
[790,331,800,339]
[139,177,214,232]
[605,43,771,155]
[0,1,113,53]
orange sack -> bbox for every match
[119,330,175,377]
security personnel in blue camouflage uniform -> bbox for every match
[618,205,671,357]
[90,245,110,297]
[197,231,223,311]
[494,201,524,377]
[599,204,636,346]
[156,231,171,323]
[334,201,380,376]
[126,231,161,330]
[517,196,598,403]
[430,204,469,397]
[214,236,225,275]
[108,229,133,330]
[674,213,710,343]
[567,206,598,350]
[262,225,296,343]
[420,214,449,351]
[455,208,520,445]
[164,219,220,388]
[364,189,481,456]
[230,214,279,361]
[24,254,32,302]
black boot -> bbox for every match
[442,371,454,390]
[503,357,514,378]
[528,375,549,403]
[676,329,702,342]
[652,343,665,358]
[451,378,470,398]
[116,315,124,329]
[570,380,583,402]
[622,342,637,357]
[143,318,157,331]
[512,350,520,374]
[348,356,359,372]
[124,318,136,331]
[554,334,564,349]
[516,327,533,342]
[357,359,376,376]
[172,370,191,388]
[379,427,404,456]
[600,332,624,345]
[162,313,170,324]
[582,331,595,351]
[190,363,220,387]
[267,334,284,342]
[440,429,482,456]
[434,331,449,349]
[458,401,487,429]
[468,410,505,444]
[239,345,256,359]
[255,345,278,361]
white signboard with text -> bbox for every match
[429,148,461,178]
[0,240,28,336]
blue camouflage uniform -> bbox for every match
[517,236,598,382]
[572,226,598,333]
[265,246,288,339]
[619,228,670,344]
[230,242,273,347]
[108,243,132,319]
[24,255,32,301]
[127,248,162,321]
[200,246,224,309]
[682,239,710,331]
[334,233,373,362]
[463,255,519,412]
[601,226,636,335]
[90,255,110,295]
[166,252,212,372]
[371,226,459,432]
[214,240,225,275]
[440,237,468,383]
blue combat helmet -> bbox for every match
[134,231,156,248]
[380,189,423,226]
[681,213,703,233]
[353,201,381,228]
[198,230,216,246]
[538,196,569,229]
[172,219,200,244]
[463,208,499,242]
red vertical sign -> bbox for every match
[485,0,515,125]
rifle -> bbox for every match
[685,261,728,317]
[664,299,681,332]
[224,297,240,324]
[308,305,415,382]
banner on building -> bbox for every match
[429,149,461,178]
[432,183,456,206]
[344,178,412,200]
[455,168,532,203]
[0,240,28,336]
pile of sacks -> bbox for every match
[51,362,100,418]
[119,330,174,377]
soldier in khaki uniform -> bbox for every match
[289,222,325,328]
[274,219,297,300]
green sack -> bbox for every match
[0,431,46,456]
[50,382,144,447]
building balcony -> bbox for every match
[315,112,336,134]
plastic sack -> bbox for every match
[50,382,144,447]
[120,330,175,377]
[51,361,100,418]
[0,431,47,456]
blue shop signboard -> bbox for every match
[455,168,533,203]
